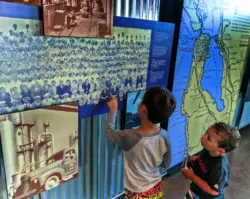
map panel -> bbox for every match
[168,0,250,166]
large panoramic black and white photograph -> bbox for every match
[0,16,151,116]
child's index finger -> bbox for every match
[110,93,116,99]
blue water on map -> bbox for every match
[201,37,225,111]
[168,1,225,167]
[201,1,222,36]
[199,1,224,111]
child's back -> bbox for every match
[105,86,176,198]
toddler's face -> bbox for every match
[201,126,223,154]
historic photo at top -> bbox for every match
[43,0,113,38]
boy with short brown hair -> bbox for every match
[105,86,176,199]
[182,122,241,199]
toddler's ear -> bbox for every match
[218,148,225,155]
[141,104,147,114]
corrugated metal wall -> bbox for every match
[0,1,160,199]
[115,0,160,20]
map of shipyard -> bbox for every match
[168,0,250,166]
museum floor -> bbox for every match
[163,124,250,199]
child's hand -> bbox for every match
[107,93,118,112]
[181,167,195,181]
[190,155,199,162]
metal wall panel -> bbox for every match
[0,138,8,199]
[0,0,160,198]
[115,0,160,20]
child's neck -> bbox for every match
[137,120,160,135]
[207,150,224,157]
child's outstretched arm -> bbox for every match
[104,94,141,151]
[107,93,118,112]
[181,167,220,196]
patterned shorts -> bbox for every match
[125,181,163,199]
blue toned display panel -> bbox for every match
[125,90,145,129]
[0,1,175,119]
[168,0,250,167]
[0,2,40,19]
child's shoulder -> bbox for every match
[158,128,168,137]
[158,128,171,146]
